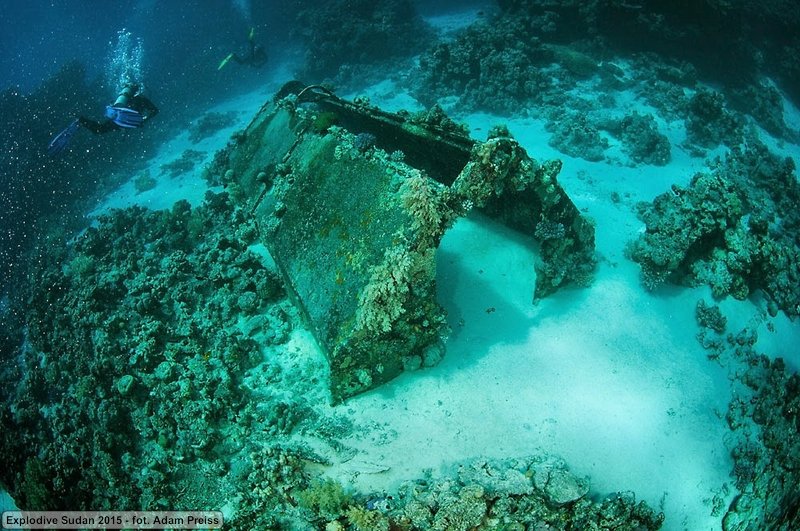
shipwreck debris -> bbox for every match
[220,81,595,402]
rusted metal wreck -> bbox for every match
[215,82,595,402]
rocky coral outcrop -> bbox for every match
[628,140,800,318]
[694,309,800,530]
[600,111,671,166]
[1,192,290,511]
[292,456,663,530]
[294,0,432,83]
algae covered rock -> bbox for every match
[628,140,800,318]
[6,191,280,511]
[545,110,609,162]
[606,111,671,166]
[685,88,743,149]
[538,468,589,506]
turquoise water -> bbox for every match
[1,2,799,530]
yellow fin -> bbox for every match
[218,52,234,71]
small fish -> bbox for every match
[366,495,393,512]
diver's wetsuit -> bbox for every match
[78,94,159,135]
[231,41,267,68]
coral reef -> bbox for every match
[497,1,800,107]
[600,111,671,166]
[695,299,727,334]
[294,456,662,530]
[545,110,609,162]
[693,308,800,529]
[0,192,289,511]
[298,478,354,520]
[723,351,800,530]
[230,445,310,529]
[410,1,795,165]
[684,89,743,149]
[355,245,435,334]
[7,6,799,528]
[415,16,555,114]
[133,169,157,193]
[628,56,694,121]
[627,140,800,318]
[398,169,448,248]
[728,81,791,139]
[294,0,432,82]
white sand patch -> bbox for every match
[324,213,734,530]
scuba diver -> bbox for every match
[218,27,268,70]
[48,83,158,156]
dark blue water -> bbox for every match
[0,0,290,93]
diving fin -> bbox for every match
[105,106,144,128]
[218,52,234,70]
[47,119,80,156]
